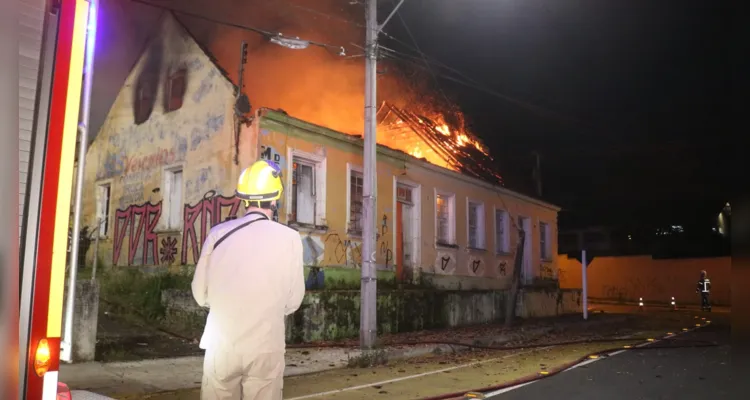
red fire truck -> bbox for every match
[18,0,96,398]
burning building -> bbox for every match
[376,103,503,185]
[79,13,563,296]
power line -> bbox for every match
[270,0,590,130]
[129,0,347,54]
[391,1,454,111]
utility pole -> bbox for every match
[532,150,542,197]
[360,0,378,350]
[361,0,404,350]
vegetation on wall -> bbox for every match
[98,266,193,321]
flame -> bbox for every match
[410,146,423,158]
[436,124,450,136]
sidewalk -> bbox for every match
[60,313,631,398]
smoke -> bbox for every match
[162,0,458,135]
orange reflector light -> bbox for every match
[464,392,486,399]
[696,324,701,327]
[683,328,689,331]
[34,338,52,377]
[624,345,632,349]
[667,332,674,335]
[589,355,600,359]
[539,371,549,375]
[647,338,655,342]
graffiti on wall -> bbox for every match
[435,251,456,275]
[97,147,181,181]
[112,190,242,266]
[467,255,484,276]
[497,260,508,276]
[377,214,393,269]
[324,233,361,267]
[302,234,325,265]
[113,202,161,266]
[259,145,284,165]
[181,190,242,265]
[540,263,555,279]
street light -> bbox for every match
[269,34,310,50]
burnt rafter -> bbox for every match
[377,102,503,185]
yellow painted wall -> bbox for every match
[81,15,240,268]
[257,111,560,289]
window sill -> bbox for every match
[541,258,554,263]
[289,222,328,234]
[436,242,459,250]
[496,251,513,256]
[347,230,363,238]
[467,247,487,253]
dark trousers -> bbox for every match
[700,292,710,308]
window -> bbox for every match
[95,183,111,237]
[291,158,316,225]
[164,68,187,112]
[495,209,509,253]
[348,168,364,235]
[540,222,551,260]
[133,78,154,125]
[163,168,183,230]
[435,192,455,245]
[287,149,326,227]
[467,200,485,249]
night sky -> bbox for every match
[382,0,732,230]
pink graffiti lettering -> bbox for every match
[181,191,241,265]
[123,148,176,175]
[113,203,161,266]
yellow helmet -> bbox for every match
[236,160,283,202]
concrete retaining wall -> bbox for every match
[161,287,583,343]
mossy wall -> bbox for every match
[161,288,507,343]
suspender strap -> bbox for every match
[213,212,269,250]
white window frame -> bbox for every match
[160,165,184,231]
[434,189,456,247]
[346,163,364,236]
[494,207,510,254]
[539,220,552,261]
[466,198,486,250]
[95,180,112,238]
[393,177,422,271]
[286,148,327,227]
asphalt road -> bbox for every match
[490,320,734,400]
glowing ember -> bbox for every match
[436,124,451,136]
[410,146,424,158]
[456,133,470,147]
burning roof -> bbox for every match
[376,102,503,185]
[163,13,503,185]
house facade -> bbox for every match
[80,14,561,290]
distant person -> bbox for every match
[192,160,306,400]
[696,270,712,312]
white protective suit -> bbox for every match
[191,210,306,400]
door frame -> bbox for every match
[517,215,533,284]
[392,177,421,279]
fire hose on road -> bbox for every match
[419,323,718,400]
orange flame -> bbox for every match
[436,124,451,136]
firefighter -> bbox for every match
[191,160,305,400]
[696,270,712,312]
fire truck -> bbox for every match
[18,0,97,398]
